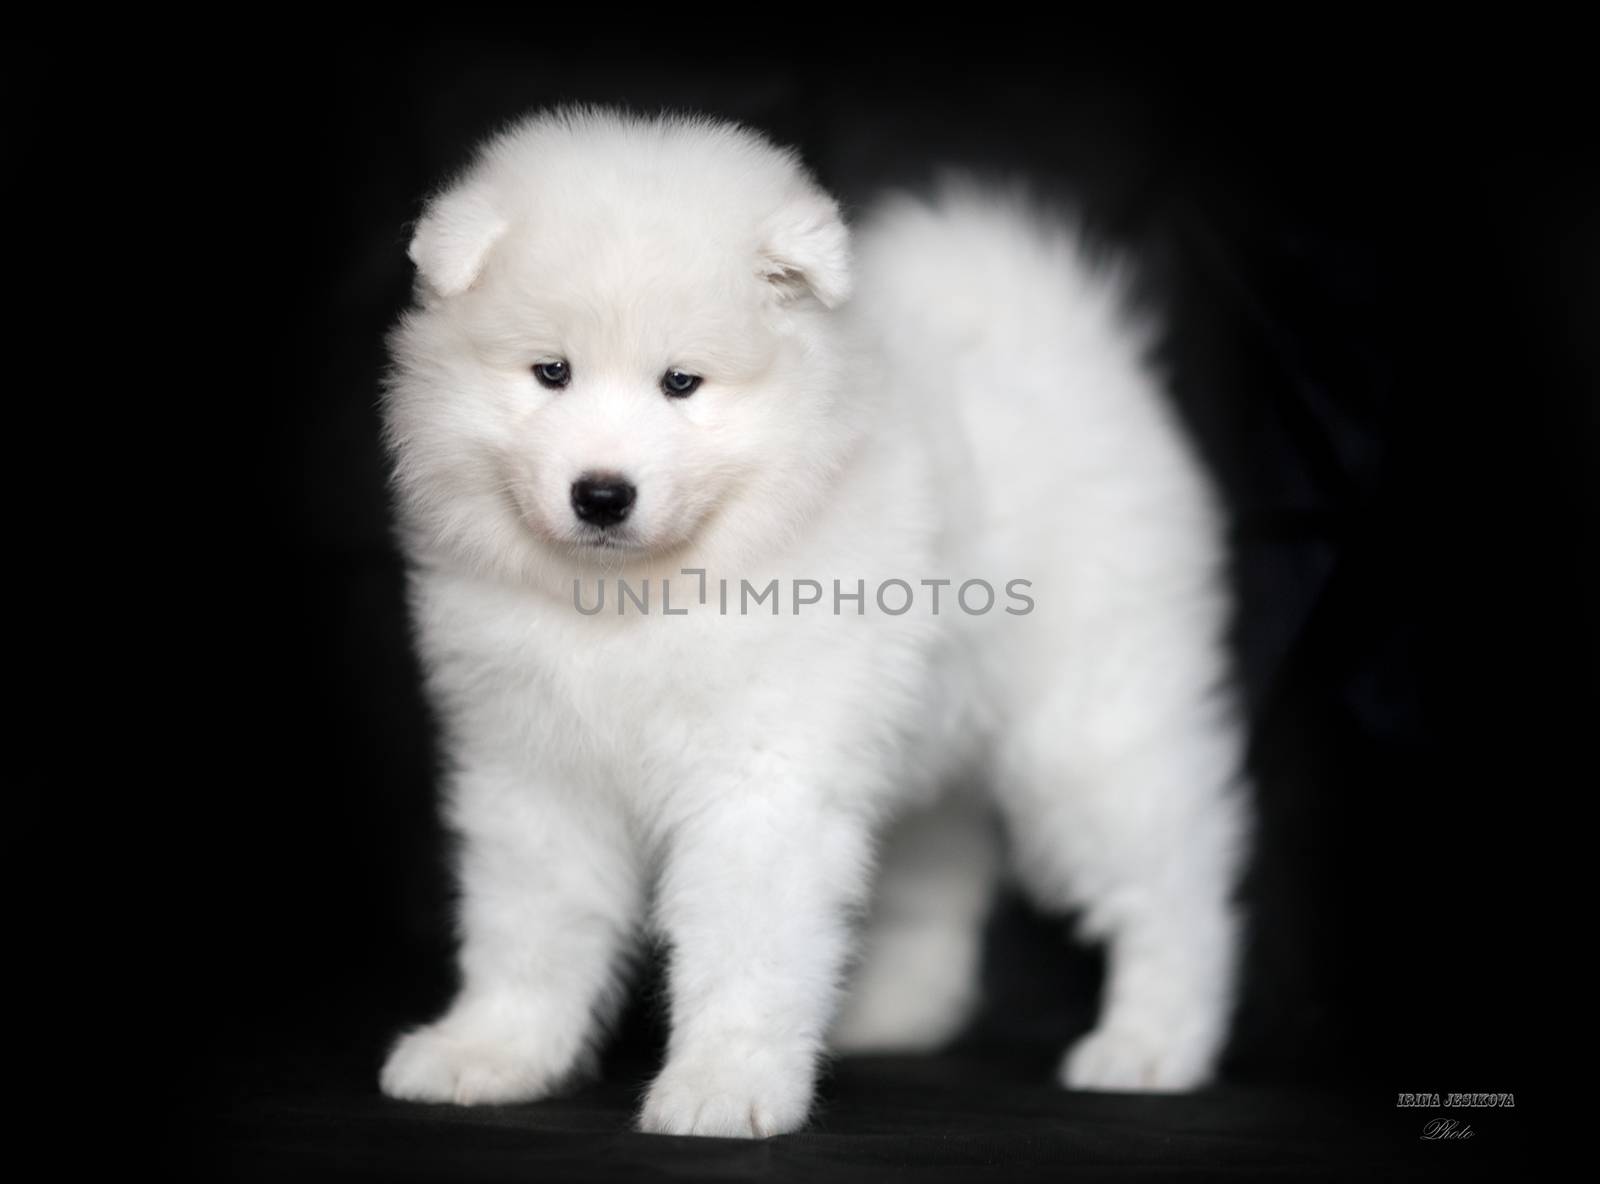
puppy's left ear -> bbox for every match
[759,189,852,309]
[408,180,508,298]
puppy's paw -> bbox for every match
[1059,1026,1212,1093]
[639,1047,814,1138]
[380,1024,561,1106]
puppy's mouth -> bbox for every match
[571,527,647,552]
[569,518,706,566]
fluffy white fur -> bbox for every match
[377,108,1250,1137]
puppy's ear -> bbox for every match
[759,189,852,309]
[408,181,508,298]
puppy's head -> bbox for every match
[384,108,859,587]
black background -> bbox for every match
[23,25,1591,1180]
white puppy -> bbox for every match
[377,107,1249,1137]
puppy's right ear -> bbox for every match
[407,181,507,298]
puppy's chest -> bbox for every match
[435,591,887,782]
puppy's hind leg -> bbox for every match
[995,688,1248,1092]
[829,793,1002,1054]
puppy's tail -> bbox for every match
[848,178,1159,389]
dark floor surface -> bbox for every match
[202,1043,1527,1182]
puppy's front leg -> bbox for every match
[641,787,872,1138]
[381,763,643,1105]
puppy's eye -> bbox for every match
[533,360,570,389]
[662,369,702,398]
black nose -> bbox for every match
[571,475,636,527]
